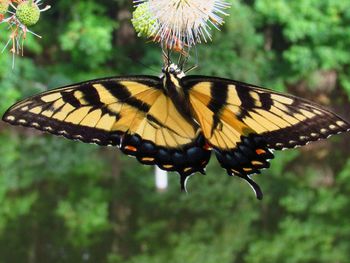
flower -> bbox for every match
[133,0,230,50]
[132,2,158,38]
[1,0,50,68]
[16,0,41,26]
[0,0,10,15]
[0,0,10,22]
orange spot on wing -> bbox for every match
[142,157,155,162]
[204,143,212,150]
[184,167,192,173]
[252,161,264,166]
[231,169,240,174]
[125,145,137,152]
[256,149,266,155]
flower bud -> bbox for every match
[132,2,158,38]
[16,1,40,26]
[0,0,9,14]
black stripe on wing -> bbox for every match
[2,76,162,145]
[183,76,350,151]
[208,82,228,135]
[262,107,350,150]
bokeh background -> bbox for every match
[1,0,350,262]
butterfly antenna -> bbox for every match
[177,52,183,68]
[184,64,198,74]
[194,44,199,67]
[184,45,199,74]
[167,47,171,65]
[161,43,168,66]
[179,50,189,71]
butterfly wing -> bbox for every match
[3,77,211,186]
[184,76,350,199]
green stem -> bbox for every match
[29,0,33,5]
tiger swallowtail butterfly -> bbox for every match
[3,63,349,199]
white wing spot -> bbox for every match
[6,116,16,121]
[336,121,346,127]
[58,130,68,135]
[313,109,322,115]
[44,126,53,132]
[31,122,40,128]
[320,128,328,134]
[329,125,337,130]
[18,119,27,124]
[311,133,318,137]
[92,138,101,143]
[73,135,83,139]
[289,140,297,144]
[299,136,308,140]
[21,106,29,111]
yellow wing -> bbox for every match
[185,76,349,149]
[3,77,211,181]
[184,76,350,199]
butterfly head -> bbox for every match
[162,63,185,79]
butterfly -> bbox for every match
[2,63,349,199]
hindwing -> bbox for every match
[3,77,211,183]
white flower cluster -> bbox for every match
[133,0,230,50]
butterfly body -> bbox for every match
[159,64,191,117]
[3,64,349,199]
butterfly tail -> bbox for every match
[214,134,274,200]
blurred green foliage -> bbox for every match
[0,0,350,262]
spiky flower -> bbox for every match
[133,0,230,49]
[0,0,10,15]
[16,0,41,26]
[1,0,50,68]
[132,2,158,38]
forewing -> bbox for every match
[3,77,161,145]
[184,76,350,150]
[3,76,210,180]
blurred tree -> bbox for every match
[0,0,350,262]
